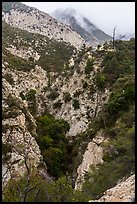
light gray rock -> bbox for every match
[2,8,85,49]
[88,174,135,202]
[75,131,106,189]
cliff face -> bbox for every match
[75,131,105,189]
[2,78,42,187]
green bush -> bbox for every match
[107,80,134,116]
[95,73,106,90]
[3,171,84,202]
[63,92,72,103]
[47,90,59,100]
[81,155,134,201]
[82,80,88,89]
[19,91,26,100]
[83,99,135,201]
[3,107,21,119]
[72,98,80,110]
[4,73,14,85]
[73,89,82,97]
[2,142,12,155]
[2,142,12,164]
[101,39,135,87]
[26,89,36,100]
[53,100,62,109]
[25,89,37,116]
[3,49,35,72]
[37,40,74,74]
[85,58,94,75]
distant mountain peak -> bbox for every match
[52,8,76,15]
[52,8,112,45]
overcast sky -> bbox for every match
[22,2,135,36]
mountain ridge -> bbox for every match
[52,8,112,45]
[2,2,85,49]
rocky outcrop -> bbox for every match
[2,78,42,187]
[75,131,107,189]
[2,3,85,49]
[89,174,135,202]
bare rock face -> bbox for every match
[47,55,110,136]
[75,131,107,189]
[89,174,135,202]
[2,4,85,49]
[2,78,42,187]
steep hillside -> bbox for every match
[2,21,110,192]
[2,2,85,49]
[52,8,112,45]
[74,39,135,200]
[89,174,135,202]
[2,4,135,202]
[2,22,111,138]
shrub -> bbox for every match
[47,90,59,100]
[85,58,94,75]
[82,153,134,201]
[26,89,36,100]
[72,98,80,110]
[101,39,135,87]
[63,92,72,103]
[95,73,106,90]
[53,100,62,109]
[3,50,35,72]
[3,107,21,119]
[2,142,12,155]
[3,172,76,202]
[73,90,82,98]
[19,91,26,100]
[4,73,14,85]
[42,86,48,93]
[82,81,88,89]
[29,56,34,62]
[25,89,37,116]
[2,142,12,164]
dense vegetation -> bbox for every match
[35,115,70,178]
[80,39,135,200]
[2,47,35,72]
[85,58,94,75]
[3,171,86,202]
[2,37,135,202]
